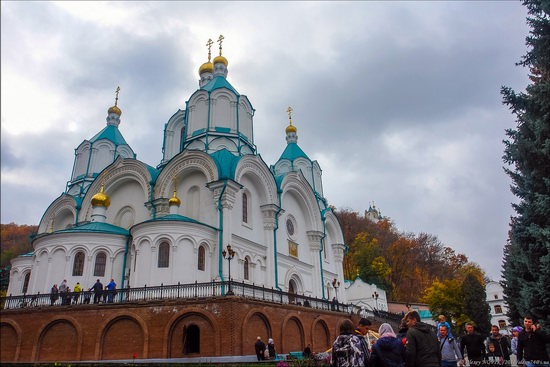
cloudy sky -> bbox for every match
[1,1,530,280]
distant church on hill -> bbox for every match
[7,35,347,304]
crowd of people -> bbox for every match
[49,278,117,305]
[327,312,549,367]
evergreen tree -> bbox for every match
[462,274,491,336]
[501,0,550,331]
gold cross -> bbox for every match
[206,39,213,61]
[115,86,120,106]
[287,106,293,124]
[217,34,224,56]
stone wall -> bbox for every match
[1,296,361,362]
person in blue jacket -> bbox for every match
[369,323,406,367]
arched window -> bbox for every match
[180,125,186,151]
[198,246,205,271]
[22,272,31,294]
[242,192,248,223]
[94,252,107,276]
[72,251,85,276]
[183,324,200,354]
[158,242,170,268]
[244,258,249,280]
[494,305,503,314]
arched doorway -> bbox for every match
[289,279,297,304]
[183,324,200,355]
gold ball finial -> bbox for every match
[91,184,111,208]
[168,177,181,206]
[108,86,122,116]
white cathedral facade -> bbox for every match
[8,37,347,303]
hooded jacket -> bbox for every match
[371,336,406,367]
[405,322,441,367]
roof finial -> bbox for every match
[206,38,213,62]
[287,106,293,125]
[217,34,224,56]
[114,86,120,107]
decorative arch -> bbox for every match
[234,155,278,205]
[280,172,323,232]
[280,314,306,354]
[240,309,272,355]
[311,317,332,353]
[38,194,77,234]
[33,315,82,362]
[0,319,22,362]
[96,311,149,360]
[163,308,220,358]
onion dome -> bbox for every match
[168,189,181,206]
[213,54,228,66]
[199,61,214,75]
[285,122,297,134]
[91,185,111,208]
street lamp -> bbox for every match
[332,278,340,300]
[372,291,379,310]
[222,244,235,296]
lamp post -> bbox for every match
[332,278,340,300]
[372,291,379,310]
[222,244,235,296]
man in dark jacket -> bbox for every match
[254,336,266,361]
[404,310,441,367]
[460,322,485,366]
[487,324,510,364]
[517,315,550,365]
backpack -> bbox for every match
[332,334,354,367]
[264,346,269,359]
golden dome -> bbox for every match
[213,55,228,66]
[108,105,122,116]
[169,191,181,206]
[285,123,297,134]
[199,61,214,75]
[91,185,111,208]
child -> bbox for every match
[437,315,453,338]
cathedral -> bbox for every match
[7,36,346,305]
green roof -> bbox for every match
[278,142,310,162]
[201,76,239,95]
[210,149,242,180]
[145,214,218,230]
[89,125,129,146]
[55,222,129,236]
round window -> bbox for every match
[286,218,295,236]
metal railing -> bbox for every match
[1,280,354,314]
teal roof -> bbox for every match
[278,142,310,162]
[144,163,160,184]
[146,214,218,230]
[210,149,242,180]
[55,222,129,236]
[201,76,239,95]
[89,125,129,146]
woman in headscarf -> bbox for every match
[267,338,276,360]
[369,323,406,367]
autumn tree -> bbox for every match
[501,0,550,331]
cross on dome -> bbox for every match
[217,34,224,56]
[206,38,213,62]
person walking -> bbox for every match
[59,279,68,305]
[369,323,405,367]
[332,319,369,367]
[91,279,103,304]
[106,278,116,303]
[267,338,276,360]
[460,322,486,366]
[254,336,266,361]
[486,324,510,365]
[517,315,550,366]
[404,310,441,367]
[510,326,523,366]
[50,284,59,306]
[439,324,463,367]
[73,282,82,304]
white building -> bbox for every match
[345,277,388,313]
[486,281,511,335]
[7,37,346,303]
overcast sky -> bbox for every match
[1,1,530,281]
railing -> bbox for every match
[0,280,353,314]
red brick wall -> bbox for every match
[1,296,362,362]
